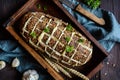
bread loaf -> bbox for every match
[20,12,93,66]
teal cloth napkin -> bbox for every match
[0,40,53,80]
[62,0,120,52]
[0,0,120,80]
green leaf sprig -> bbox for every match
[84,0,101,9]
[43,6,47,11]
[65,37,70,42]
[66,24,73,31]
[44,27,50,33]
[65,46,74,53]
[78,38,84,43]
[30,31,37,39]
[36,4,41,9]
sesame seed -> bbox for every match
[96,75,98,78]
[107,62,109,65]
[104,73,107,76]
[112,64,116,67]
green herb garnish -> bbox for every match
[66,24,73,31]
[36,4,41,9]
[43,6,47,11]
[44,27,50,33]
[65,46,74,53]
[65,37,70,42]
[78,38,84,43]
[30,31,37,39]
[84,0,101,9]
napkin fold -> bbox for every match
[0,40,53,80]
[62,0,120,52]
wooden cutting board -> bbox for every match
[4,0,108,79]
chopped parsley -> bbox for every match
[84,0,101,9]
[30,31,37,39]
[78,38,84,43]
[66,24,73,31]
[65,46,74,53]
[43,6,47,11]
[65,37,70,42]
[44,27,50,33]
[36,4,41,9]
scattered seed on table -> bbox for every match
[96,75,98,78]
[104,73,107,76]
[112,64,116,67]
[107,62,109,65]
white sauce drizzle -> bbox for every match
[31,15,44,33]
[22,16,33,36]
[22,13,93,66]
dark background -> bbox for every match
[0,0,120,80]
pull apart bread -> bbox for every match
[20,12,93,67]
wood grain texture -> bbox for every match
[91,0,120,80]
[101,43,120,80]
[6,26,64,80]
[100,0,120,80]
[0,62,22,80]
[0,0,27,39]
[75,4,105,25]
[5,0,107,79]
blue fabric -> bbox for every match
[0,40,53,80]
[0,0,120,80]
[62,0,120,52]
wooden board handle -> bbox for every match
[75,4,105,25]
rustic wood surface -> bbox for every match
[0,0,120,80]
[91,0,120,80]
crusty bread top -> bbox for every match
[20,12,93,66]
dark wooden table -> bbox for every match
[0,0,120,80]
